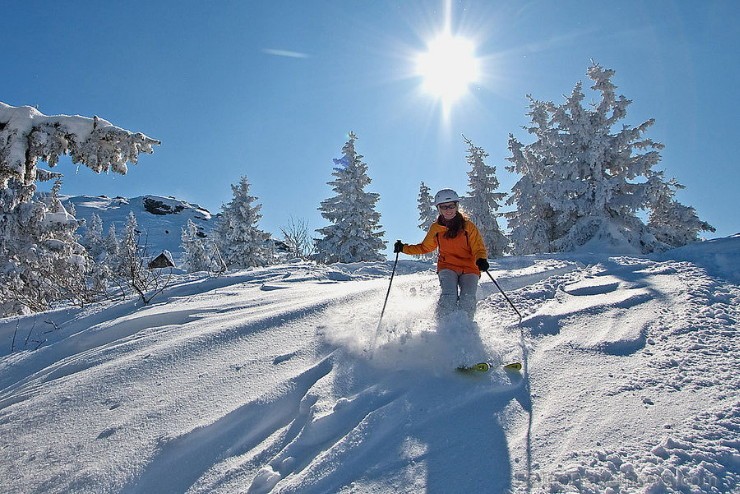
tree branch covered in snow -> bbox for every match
[0,102,159,190]
[280,216,315,260]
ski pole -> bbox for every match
[377,250,400,331]
[484,270,523,323]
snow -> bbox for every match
[0,237,738,493]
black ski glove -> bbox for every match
[476,258,489,272]
[393,240,404,253]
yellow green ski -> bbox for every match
[456,362,522,373]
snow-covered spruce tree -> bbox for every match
[214,176,272,269]
[118,212,141,280]
[417,182,437,231]
[315,132,386,263]
[0,177,94,314]
[506,64,687,254]
[0,102,158,315]
[414,182,438,261]
[505,100,558,254]
[181,219,211,272]
[79,211,112,295]
[647,173,715,247]
[104,224,120,261]
[40,180,95,301]
[462,136,509,257]
[81,212,105,261]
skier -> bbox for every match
[394,188,489,319]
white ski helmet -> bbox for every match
[433,188,460,206]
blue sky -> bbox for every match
[2,0,738,254]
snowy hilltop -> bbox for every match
[1,235,737,493]
[63,194,217,263]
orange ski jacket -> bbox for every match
[403,220,488,275]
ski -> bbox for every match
[504,362,523,371]
[457,362,491,373]
[456,362,522,373]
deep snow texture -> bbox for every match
[0,236,738,493]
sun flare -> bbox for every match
[415,32,480,110]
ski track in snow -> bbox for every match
[0,245,738,493]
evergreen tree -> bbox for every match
[42,181,94,305]
[0,175,94,314]
[104,224,120,261]
[315,132,386,263]
[505,64,704,254]
[414,182,438,261]
[647,173,715,247]
[462,136,509,257]
[214,176,271,269]
[119,212,141,279]
[81,212,112,295]
[181,219,211,272]
[82,212,106,261]
[505,104,557,255]
[417,182,437,231]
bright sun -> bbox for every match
[415,32,481,110]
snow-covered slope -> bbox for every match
[64,194,216,261]
[0,238,738,493]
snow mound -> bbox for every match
[657,234,740,284]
